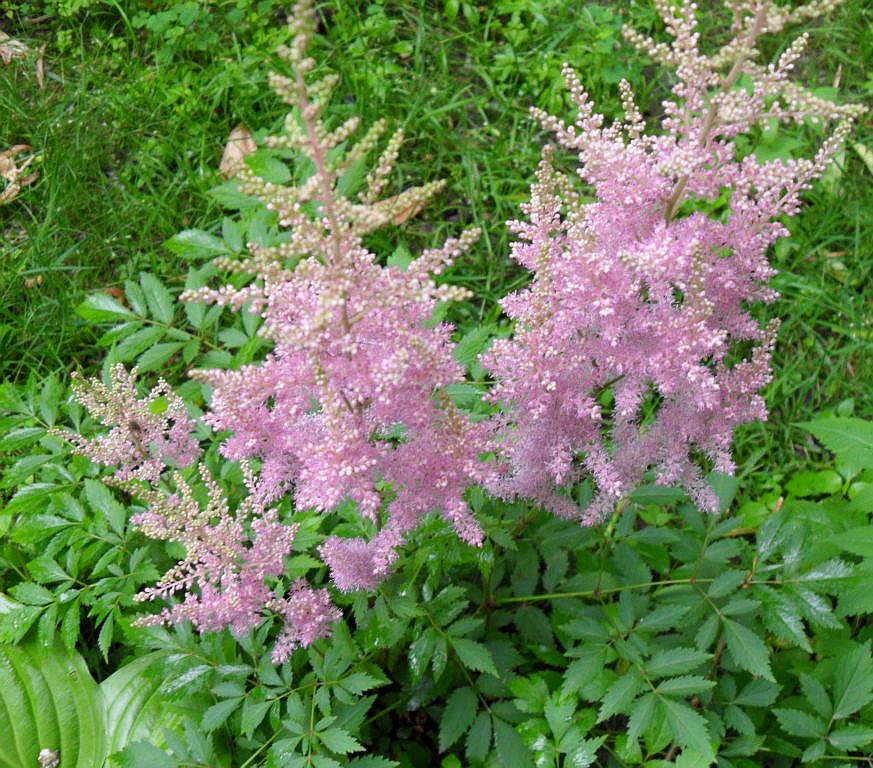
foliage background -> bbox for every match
[1,1,873,767]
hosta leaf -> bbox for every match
[439,686,477,751]
[101,651,178,754]
[0,638,106,768]
[723,619,774,681]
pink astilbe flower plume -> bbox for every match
[484,0,864,521]
[183,0,497,591]
[60,364,200,484]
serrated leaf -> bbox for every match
[708,570,746,598]
[723,619,774,681]
[773,708,826,738]
[78,293,136,323]
[466,711,491,762]
[656,676,716,696]
[798,418,873,466]
[451,638,498,677]
[111,741,176,768]
[635,604,690,633]
[646,647,710,678]
[660,698,715,762]
[318,726,363,755]
[733,679,779,708]
[202,697,243,731]
[799,674,831,719]
[139,273,174,324]
[598,668,644,721]
[493,716,532,768]
[828,725,873,750]
[165,229,231,259]
[832,642,873,719]
[439,686,477,751]
[628,693,656,741]
[136,342,184,372]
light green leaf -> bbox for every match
[798,417,873,466]
[110,741,176,768]
[164,229,231,259]
[202,697,243,731]
[139,273,174,325]
[723,619,774,681]
[656,676,716,696]
[828,724,873,750]
[78,294,136,323]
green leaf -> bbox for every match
[466,711,491,762]
[828,725,873,751]
[202,697,243,731]
[567,736,606,767]
[245,151,292,184]
[111,741,176,768]
[139,273,174,325]
[598,669,644,721]
[439,686,477,751]
[707,570,746,598]
[493,716,532,768]
[454,325,496,370]
[628,693,656,741]
[828,526,873,557]
[78,293,136,323]
[799,674,831,719]
[164,229,231,259]
[451,638,499,677]
[241,691,271,736]
[0,636,106,768]
[646,648,710,678]
[101,651,178,753]
[798,417,873,466]
[318,727,363,754]
[660,698,715,763]
[723,619,774,681]
[136,342,184,372]
[656,676,716,696]
[773,708,827,738]
[832,642,873,719]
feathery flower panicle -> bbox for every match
[183,0,496,592]
[60,364,200,484]
[484,0,865,521]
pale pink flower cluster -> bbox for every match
[61,365,200,484]
[185,0,497,592]
[483,0,864,521]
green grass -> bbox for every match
[1,0,871,488]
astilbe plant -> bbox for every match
[63,0,495,658]
[483,0,865,522]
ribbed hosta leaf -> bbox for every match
[100,651,177,755]
[0,640,105,768]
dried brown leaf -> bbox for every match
[36,44,46,89]
[0,145,38,204]
[0,31,31,64]
[219,124,257,178]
